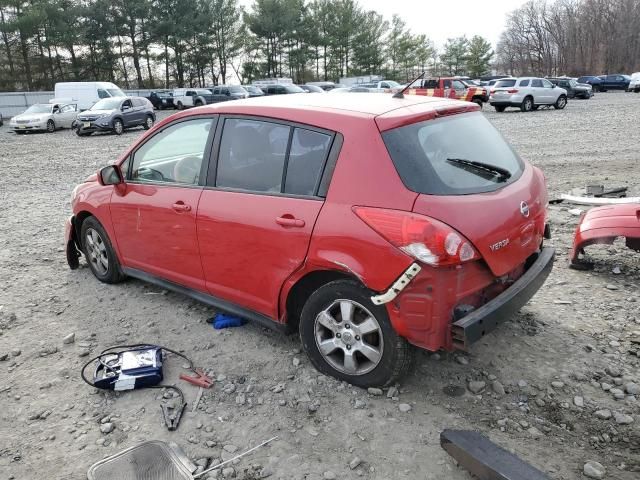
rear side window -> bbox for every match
[494,79,516,88]
[216,119,289,193]
[215,118,333,196]
[285,129,332,195]
[382,113,524,195]
[519,79,529,87]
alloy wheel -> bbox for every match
[47,120,55,132]
[146,117,153,129]
[85,228,109,275]
[114,120,123,134]
[314,299,384,376]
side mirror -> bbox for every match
[98,165,123,186]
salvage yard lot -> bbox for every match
[1,92,638,479]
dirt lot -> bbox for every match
[1,92,638,480]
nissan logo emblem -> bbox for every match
[520,201,530,218]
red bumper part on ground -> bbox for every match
[570,204,640,265]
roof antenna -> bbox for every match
[393,71,425,99]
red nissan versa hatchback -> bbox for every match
[66,93,554,387]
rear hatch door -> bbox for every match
[380,109,547,277]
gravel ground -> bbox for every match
[0,92,639,480]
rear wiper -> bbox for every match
[446,158,511,182]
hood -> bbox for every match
[13,112,50,121]
[79,109,116,117]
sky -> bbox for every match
[240,0,530,49]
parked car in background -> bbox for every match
[407,77,488,106]
[548,78,592,99]
[299,84,325,93]
[328,87,373,93]
[173,88,215,109]
[357,80,401,92]
[576,75,604,91]
[490,77,568,112]
[54,82,125,110]
[306,81,337,91]
[75,97,155,136]
[0,112,3,127]
[262,84,305,95]
[9,101,78,133]
[242,85,265,97]
[147,90,175,110]
[66,93,553,387]
[598,74,631,91]
[208,85,249,102]
[627,73,640,92]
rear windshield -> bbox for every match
[382,113,524,195]
[494,79,516,88]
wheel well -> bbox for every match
[285,270,355,332]
[74,211,94,246]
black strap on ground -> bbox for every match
[440,429,551,480]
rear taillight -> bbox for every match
[353,207,480,267]
[507,89,519,93]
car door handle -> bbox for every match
[276,215,305,227]
[172,202,191,212]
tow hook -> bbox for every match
[371,263,421,305]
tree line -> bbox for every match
[0,0,495,91]
[496,0,640,76]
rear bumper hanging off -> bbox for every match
[451,247,555,350]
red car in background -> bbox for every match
[66,93,554,387]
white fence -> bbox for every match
[0,89,155,117]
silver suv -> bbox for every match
[489,77,568,112]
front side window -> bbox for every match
[531,79,543,87]
[382,112,524,195]
[542,79,553,88]
[97,89,109,99]
[216,119,289,192]
[131,118,214,185]
[60,104,76,113]
[452,80,466,90]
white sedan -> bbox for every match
[10,102,78,133]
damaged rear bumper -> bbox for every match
[451,247,555,350]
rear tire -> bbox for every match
[177,101,184,110]
[494,105,506,112]
[520,96,534,112]
[194,100,203,107]
[554,95,567,109]
[299,279,414,388]
[80,216,125,284]
[472,98,483,108]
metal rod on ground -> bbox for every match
[192,387,204,413]
[192,436,279,478]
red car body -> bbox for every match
[66,93,553,383]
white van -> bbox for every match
[54,82,125,110]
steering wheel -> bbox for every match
[135,167,166,181]
[174,156,202,184]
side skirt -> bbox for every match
[122,267,289,334]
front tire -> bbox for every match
[554,95,567,109]
[46,119,55,133]
[113,118,124,135]
[494,105,506,112]
[80,216,125,284]
[299,279,413,388]
[143,115,154,130]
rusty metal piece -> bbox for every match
[440,429,551,480]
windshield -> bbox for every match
[197,89,212,95]
[494,79,517,88]
[284,85,305,93]
[24,104,52,114]
[382,112,524,195]
[229,86,246,93]
[245,86,262,93]
[107,88,125,97]
[385,81,400,87]
[91,98,122,110]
